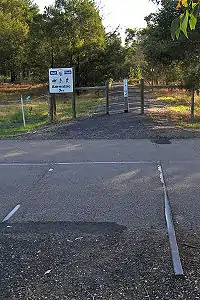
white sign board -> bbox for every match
[124,79,128,98]
[49,68,73,93]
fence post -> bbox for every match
[190,87,195,122]
[106,80,109,115]
[140,78,144,114]
[72,67,76,119]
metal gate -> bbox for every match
[108,81,141,114]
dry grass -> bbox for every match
[0,83,48,92]
[150,89,200,128]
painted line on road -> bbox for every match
[0,163,49,167]
[0,161,153,167]
[2,204,21,222]
[56,161,153,165]
[2,160,200,167]
[157,163,184,277]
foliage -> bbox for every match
[0,0,127,86]
[130,0,200,89]
[171,0,200,39]
[0,0,39,81]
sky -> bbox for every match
[34,0,158,37]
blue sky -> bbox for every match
[34,0,158,36]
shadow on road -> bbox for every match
[0,221,126,234]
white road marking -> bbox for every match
[44,269,52,275]
[157,163,184,277]
[0,161,153,167]
[1,160,200,167]
[2,160,200,168]
[56,161,153,165]
[2,205,21,222]
[0,163,49,166]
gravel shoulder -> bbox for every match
[1,222,200,300]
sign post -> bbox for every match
[140,78,144,115]
[106,80,109,115]
[20,95,26,127]
[124,79,129,113]
[72,67,76,119]
[49,68,75,121]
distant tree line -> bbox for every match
[0,0,127,86]
[125,0,200,89]
[1,0,200,89]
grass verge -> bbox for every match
[150,89,200,129]
[0,85,105,137]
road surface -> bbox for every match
[1,82,200,300]
[1,138,200,299]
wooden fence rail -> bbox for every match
[75,83,109,116]
[144,85,185,89]
[75,86,106,91]
[49,83,109,122]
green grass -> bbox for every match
[178,122,200,129]
[0,122,48,137]
[170,105,189,113]
[0,87,105,137]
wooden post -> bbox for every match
[190,87,195,122]
[49,94,54,122]
[140,78,144,114]
[106,80,109,115]
[50,60,56,120]
[52,94,56,118]
[72,67,76,119]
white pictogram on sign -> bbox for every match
[49,68,73,93]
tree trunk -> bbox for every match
[76,55,81,95]
[11,71,17,83]
[190,87,195,122]
[50,42,56,120]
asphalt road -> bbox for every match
[0,162,165,229]
[1,138,200,230]
[1,139,200,299]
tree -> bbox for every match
[0,0,39,82]
[100,31,126,80]
[133,0,200,88]
[0,0,126,87]
[26,0,106,86]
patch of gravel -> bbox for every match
[2,112,200,141]
[0,222,200,300]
